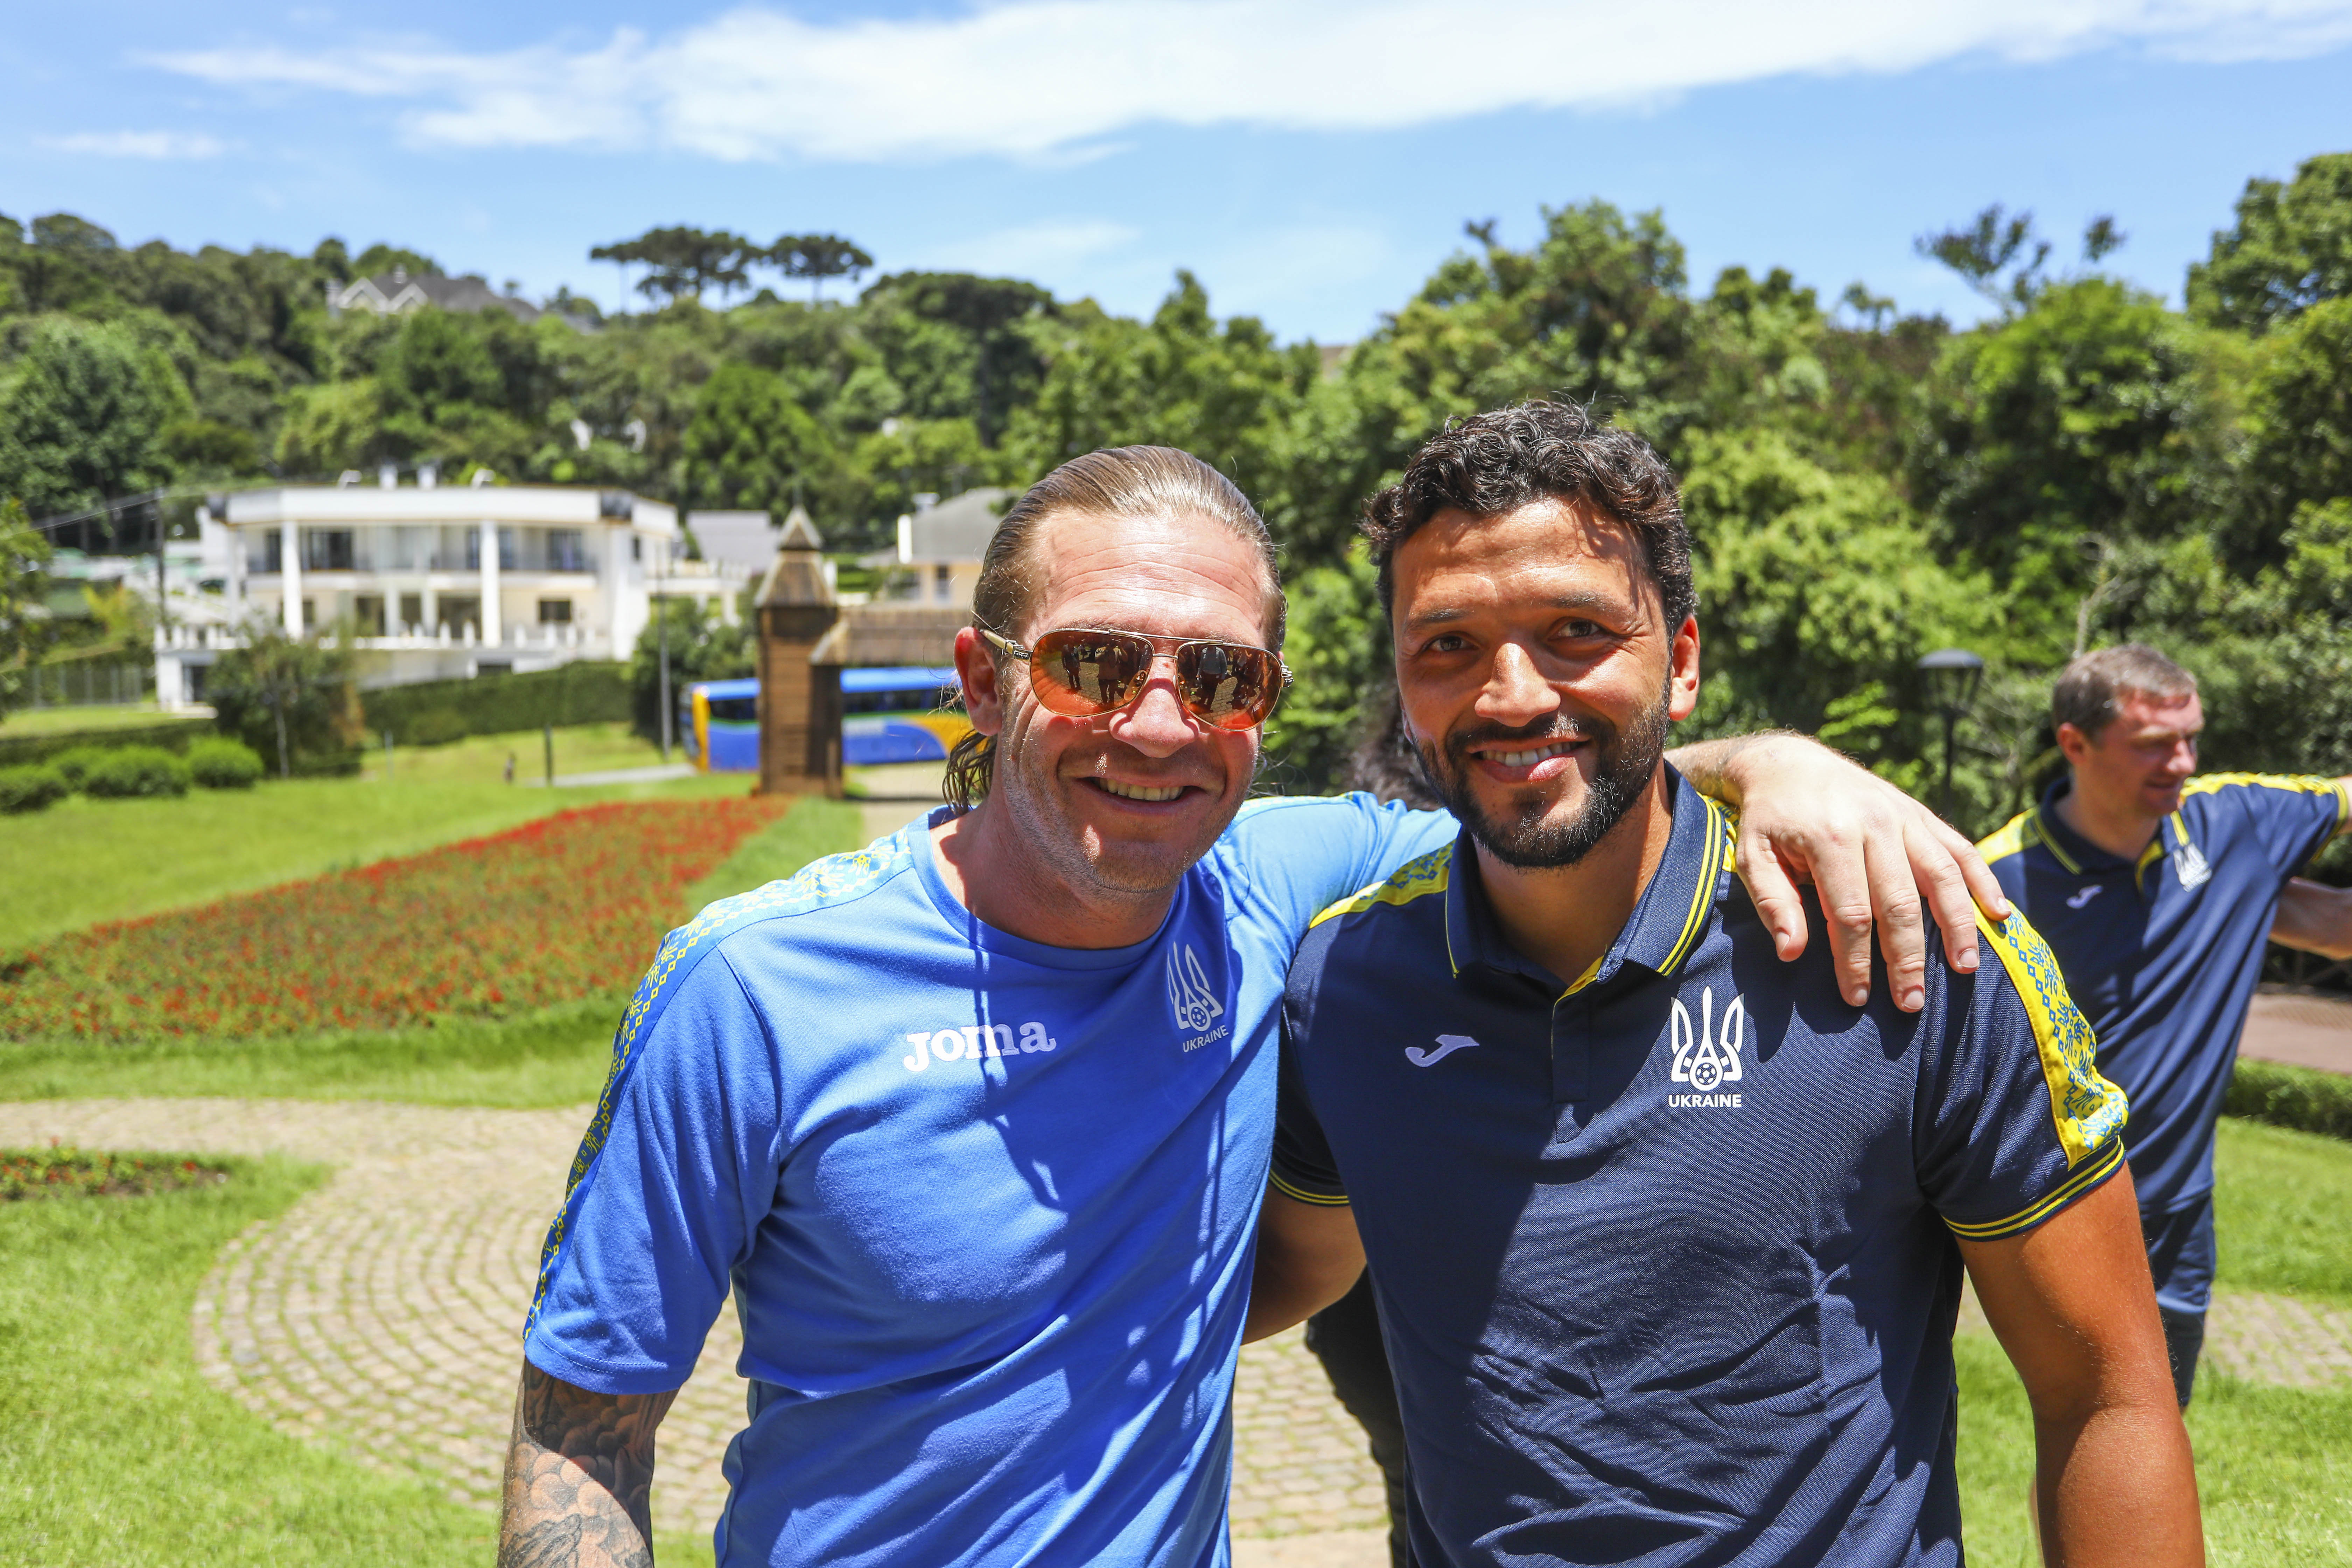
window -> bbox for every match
[631,536,643,562]
[933,564,953,603]
[538,599,573,625]
[299,598,315,631]
[439,596,481,636]
[354,595,387,636]
[399,593,424,632]
[302,529,356,570]
[250,531,282,575]
[498,527,518,571]
[549,529,587,572]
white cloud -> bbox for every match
[147,0,2352,164]
[38,129,229,159]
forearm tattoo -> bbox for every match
[499,1362,678,1568]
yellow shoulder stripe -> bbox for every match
[1657,796,1733,979]
[1976,811,2032,864]
[1309,842,1452,930]
[1974,905,2128,1168]
[2181,771,2342,800]
[1269,1172,1352,1207]
[1946,1141,2125,1240]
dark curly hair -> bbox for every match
[1360,399,1694,628]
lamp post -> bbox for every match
[1916,648,1985,821]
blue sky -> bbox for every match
[5,1,2350,342]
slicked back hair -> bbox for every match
[943,446,1284,810]
[2052,643,2198,742]
[1359,400,1695,630]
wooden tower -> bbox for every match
[754,506,842,797]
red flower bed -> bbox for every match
[0,798,788,1044]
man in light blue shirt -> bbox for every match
[500,445,2008,1567]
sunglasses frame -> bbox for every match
[981,625,1290,730]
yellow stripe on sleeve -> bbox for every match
[1973,906,2129,1167]
[1269,1172,1352,1207]
[1945,1140,2125,1241]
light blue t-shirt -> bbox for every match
[524,793,1451,1567]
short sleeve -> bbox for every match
[1270,995,1350,1206]
[1915,909,2129,1242]
[2214,775,2348,876]
[524,934,785,1394]
[1217,793,1455,943]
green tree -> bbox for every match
[628,597,754,740]
[679,362,833,510]
[2189,153,2352,333]
[770,234,874,303]
[0,316,192,518]
[2234,297,2352,560]
[206,622,362,778]
[0,497,54,717]
[1904,277,2213,646]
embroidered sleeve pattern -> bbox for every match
[525,840,910,1334]
[1971,907,2128,1167]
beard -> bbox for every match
[1415,681,1672,870]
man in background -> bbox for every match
[1981,643,2352,1404]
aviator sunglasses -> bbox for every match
[982,626,1290,731]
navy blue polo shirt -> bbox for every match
[1981,772,2346,1228]
[1272,773,2126,1568]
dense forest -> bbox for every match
[2,152,2350,828]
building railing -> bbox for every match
[154,622,612,655]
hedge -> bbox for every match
[188,737,265,789]
[0,716,212,769]
[81,746,192,799]
[2226,1055,2352,1142]
[0,764,68,814]
[359,662,630,747]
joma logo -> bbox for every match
[902,1022,1056,1072]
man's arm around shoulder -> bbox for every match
[1246,1188,1366,1343]
[499,1359,678,1567]
[1960,1171,2202,1567]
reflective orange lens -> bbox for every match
[1022,629,1284,730]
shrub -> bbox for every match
[2227,1056,2352,1142]
[48,745,114,790]
[0,764,68,814]
[80,746,192,799]
[187,737,264,790]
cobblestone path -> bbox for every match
[0,1097,1386,1555]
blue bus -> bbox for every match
[684,667,967,773]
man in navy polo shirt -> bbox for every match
[1250,403,2199,1567]
[1980,644,2351,1405]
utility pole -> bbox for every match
[657,534,673,763]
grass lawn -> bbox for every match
[1954,1116,2352,1565]
[0,1154,713,1568]
[0,797,864,1106]
[0,759,754,951]
[355,722,680,786]
[0,704,214,739]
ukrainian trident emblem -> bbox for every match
[1670,986,1746,1093]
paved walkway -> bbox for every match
[2240,987,2352,1076]
[0,1097,1388,1560]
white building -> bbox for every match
[152,478,748,707]
[861,487,1009,609]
